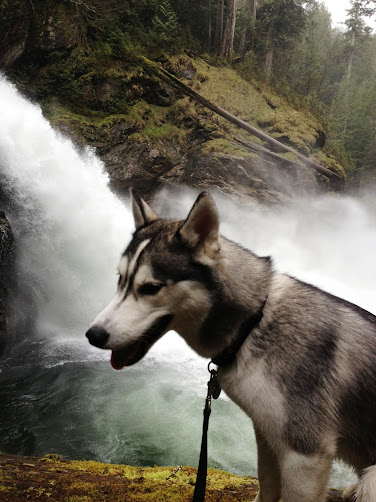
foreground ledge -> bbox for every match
[0,453,344,501]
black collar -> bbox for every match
[211,296,268,368]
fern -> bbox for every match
[151,0,180,41]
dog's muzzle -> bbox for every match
[86,327,109,348]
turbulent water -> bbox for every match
[1,77,376,488]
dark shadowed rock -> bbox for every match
[99,131,318,204]
[0,212,14,355]
[0,0,30,68]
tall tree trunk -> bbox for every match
[248,0,258,50]
[342,16,357,141]
[221,0,237,60]
[238,29,247,57]
[238,0,258,59]
[347,28,356,81]
[203,0,213,53]
[265,0,281,78]
[214,0,224,53]
[265,39,275,76]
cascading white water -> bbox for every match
[0,78,132,339]
[2,75,376,487]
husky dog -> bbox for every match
[86,191,376,502]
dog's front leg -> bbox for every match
[254,425,281,502]
[279,448,334,502]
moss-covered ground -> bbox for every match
[0,453,345,502]
[0,453,259,502]
[184,57,322,155]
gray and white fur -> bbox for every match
[86,191,376,502]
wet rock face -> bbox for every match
[0,212,14,356]
[0,0,81,70]
[0,212,14,262]
[100,133,318,204]
[0,1,30,68]
[37,12,78,51]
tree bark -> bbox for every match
[342,7,358,142]
[248,0,258,50]
[203,0,213,53]
[214,0,224,53]
[265,39,275,76]
[238,29,247,57]
[265,0,281,77]
[221,0,238,60]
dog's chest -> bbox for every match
[219,358,287,437]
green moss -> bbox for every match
[144,123,183,142]
[65,497,92,502]
[201,138,256,159]
[41,453,63,462]
[191,58,322,155]
[312,150,347,178]
[43,94,191,148]
[0,485,15,492]
[0,468,13,481]
[324,141,355,174]
[0,452,342,501]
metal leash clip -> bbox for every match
[207,361,221,400]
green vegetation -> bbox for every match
[201,138,257,158]
[0,453,259,501]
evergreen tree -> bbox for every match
[283,1,333,99]
[151,0,180,44]
[255,0,306,78]
[331,27,376,180]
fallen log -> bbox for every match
[233,137,303,169]
[141,56,340,180]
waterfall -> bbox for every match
[0,78,131,341]
[2,75,375,486]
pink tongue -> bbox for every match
[111,350,129,370]
[110,341,144,370]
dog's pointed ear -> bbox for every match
[131,189,159,230]
[179,192,220,258]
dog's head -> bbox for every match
[86,191,220,369]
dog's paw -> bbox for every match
[342,483,357,502]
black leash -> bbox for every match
[192,297,268,502]
[192,365,221,502]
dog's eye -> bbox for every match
[138,283,163,296]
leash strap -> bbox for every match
[192,394,211,501]
[192,369,219,502]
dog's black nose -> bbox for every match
[86,327,109,348]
